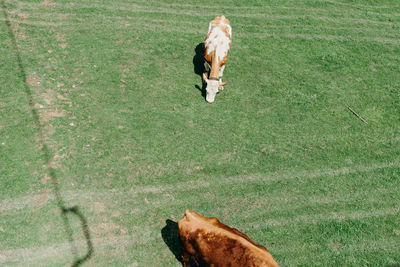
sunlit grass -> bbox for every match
[1,0,399,265]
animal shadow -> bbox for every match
[161,219,200,267]
[161,220,183,265]
[193,42,207,100]
[193,42,205,76]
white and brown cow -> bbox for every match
[178,210,280,267]
[203,16,232,103]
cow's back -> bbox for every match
[178,210,279,267]
[204,16,232,64]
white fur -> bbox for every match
[205,22,232,63]
[205,80,219,103]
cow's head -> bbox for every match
[203,74,227,103]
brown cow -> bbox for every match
[178,210,280,267]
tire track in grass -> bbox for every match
[247,206,400,228]
[14,0,400,16]
[48,4,400,27]
[0,233,157,265]
[325,0,400,10]
[141,0,400,11]
[136,2,400,14]
[248,32,400,45]
[4,4,399,43]
[41,16,399,45]
[271,238,400,254]
[2,16,399,45]
[6,0,400,27]
[0,17,67,26]
[89,15,400,37]
[1,207,398,264]
[128,23,399,45]
[67,16,400,45]
[1,160,398,213]
[3,15,398,36]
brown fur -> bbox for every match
[204,16,231,79]
[178,210,280,267]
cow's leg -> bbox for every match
[204,61,211,79]
[218,65,226,90]
[181,251,191,267]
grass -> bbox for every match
[1,0,400,266]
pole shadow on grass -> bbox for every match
[1,1,93,266]
[193,42,207,100]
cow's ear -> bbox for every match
[202,73,208,83]
[220,81,227,86]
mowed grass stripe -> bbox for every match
[1,213,398,264]
[2,177,399,263]
[14,7,400,28]
[7,0,400,26]
[273,237,400,253]
[4,15,399,40]
[2,165,397,254]
[5,0,400,46]
[1,160,398,213]
[4,7,399,45]
[30,0,400,17]
[2,23,399,47]
[11,0,400,16]
[134,1,400,14]
[324,0,400,10]
[1,208,397,265]
[6,19,395,45]
[247,206,400,228]
[0,17,65,27]
[3,169,398,240]
[0,233,157,265]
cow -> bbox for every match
[178,209,280,267]
[203,16,232,103]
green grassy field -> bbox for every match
[1,0,400,266]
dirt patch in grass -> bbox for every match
[42,0,54,5]
[41,173,51,185]
[39,108,66,123]
[93,202,107,213]
[32,191,49,210]
[26,76,40,86]
[56,33,68,49]
[41,88,56,105]
[48,152,66,169]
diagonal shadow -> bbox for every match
[1,1,93,266]
[193,42,207,100]
[161,219,201,267]
[161,220,183,264]
[193,42,206,77]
